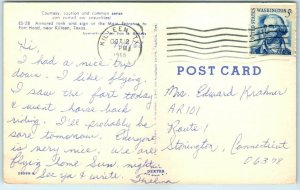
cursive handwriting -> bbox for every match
[230,133,289,155]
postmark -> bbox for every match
[250,5,295,55]
[97,24,142,67]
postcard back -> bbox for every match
[3,2,296,184]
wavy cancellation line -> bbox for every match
[167,47,290,55]
[167,38,291,48]
[167,26,292,39]
[167,32,248,38]
[168,58,290,64]
[167,38,248,44]
[166,27,287,46]
[167,34,290,44]
[166,26,248,32]
[167,54,256,60]
[167,49,248,55]
[166,26,292,60]
[167,25,288,32]
[167,44,248,50]
[167,31,286,38]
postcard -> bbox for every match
[3,2,296,184]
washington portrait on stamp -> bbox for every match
[250,6,294,55]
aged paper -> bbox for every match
[3,2,296,184]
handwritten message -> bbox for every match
[4,2,296,184]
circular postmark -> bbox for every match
[97,24,142,67]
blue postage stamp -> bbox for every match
[250,5,295,55]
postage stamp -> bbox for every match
[97,24,142,67]
[250,5,296,55]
